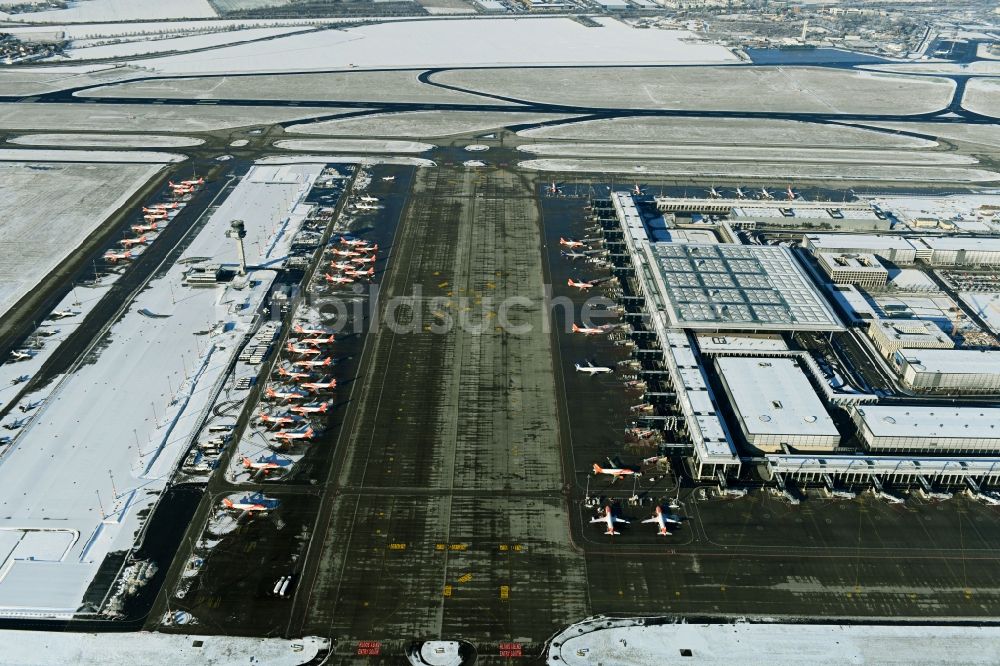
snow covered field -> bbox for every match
[274,139,434,153]
[61,26,310,61]
[0,162,163,321]
[437,66,955,114]
[83,70,504,105]
[0,631,327,666]
[0,163,322,618]
[517,117,937,148]
[871,194,1000,227]
[0,0,216,22]
[9,134,204,148]
[0,66,139,96]
[519,158,1000,183]
[960,293,1000,336]
[520,143,973,165]
[547,617,1000,665]
[286,111,577,137]
[848,122,1000,149]
[122,18,737,73]
[964,77,1000,117]
[859,61,1000,76]
[257,154,436,167]
[0,103,340,131]
[0,148,185,163]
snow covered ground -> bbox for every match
[0,631,327,666]
[960,293,1000,336]
[517,117,937,148]
[82,70,504,105]
[257,154,436,167]
[0,163,322,619]
[519,143,974,165]
[0,66,139,96]
[274,139,434,154]
[9,134,204,148]
[0,161,163,321]
[0,0,217,22]
[0,103,340,132]
[0,148,185,163]
[122,18,737,74]
[60,26,310,61]
[437,66,955,114]
[547,617,1000,665]
[859,60,1000,76]
[285,111,577,137]
[871,193,1000,227]
[963,77,1000,117]
[519,158,1000,183]
[848,122,1000,149]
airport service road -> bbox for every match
[298,164,589,655]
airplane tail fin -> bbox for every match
[242,457,252,468]
[659,527,670,536]
[572,324,581,333]
[222,498,234,508]
[593,463,602,475]
[606,528,619,536]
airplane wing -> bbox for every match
[614,517,630,524]
[641,517,658,524]
[589,516,606,524]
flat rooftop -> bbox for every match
[805,234,916,252]
[855,405,1000,440]
[695,333,789,355]
[716,357,839,438]
[817,252,886,272]
[900,348,1000,374]
[643,243,842,331]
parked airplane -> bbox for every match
[264,386,308,402]
[179,177,204,187]
[293,357,333,368]
[572,323,610,335]
[382,176,395,182]
[735,186,747,199]
[642,505,681,536]
[146,202,178,210]
[243,454,293,474]
[286,342,321,356]
[759,187,774,200]
[8,350,33,362]
[273,426,315,443]
[19,400,43,413]
[290,401,329,415]
[10,375,29,386]
[4,417,28,430]
[301,377,337,392]
[561,250,587,260]
[593,462,640,482]
[358,195,378,203]
[345,267,374,279]
[352,255,376,265]
[325,273,355,285]
[354,202,378,211]
[560,237,585,249]
[632,184,644,196]
[567,278,595,291]
[330,248,361,258]
[591,505,629,536]
[546,182,562,195]
[258,411,303,428]
[575,361,613,375]
[341,237,369,246]
[708,186,722,199]
[293,323,333,337]
[142,208,168,217]
[103,250,132,263]
[221,492,280,514]
[119,235,148,248]
[277,366,311,381]
[49,309,77,320]
[131,222,158,233]
[330,261,354,271]
[786,186,799,201]
[301,335,335,347]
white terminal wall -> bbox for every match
[854,405,1000,453]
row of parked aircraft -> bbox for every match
[325,236,378,285]
[102,181,199,264]
[592,504,680,536]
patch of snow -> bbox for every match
[274,138,434,154]
[8,133,203,148]
[0,148,185,163]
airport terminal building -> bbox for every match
[853,405,1000,454]
[895,348,1000,392]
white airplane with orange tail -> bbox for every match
[258,411,303,428]
[593,462,640,483]
[119,235,148,248]
[560,237,585,249]
[351,255,376,265]
[131,222,158,234]
[273,426,314,443]
[222,492,280,514]
[290,401,329,415]
[325,273,354,285]
[572,323,611,335]
[276,366,311,382]
[293,357,333,369]
[567,278,595,291]
[340,237,370,247]
[330,261,353,271]
[146,202,178,210]
[330,248,361,258]
[301,377,336,392]
[142,208,169,217]
[103,250,132,263]
[642,506,681,536]
[265,386,308,402]
[286,342,320,356]
[242,453,293,474]
[293,323,333,337]
[301,334,334,347]
[590,505,629,536]
[179,177,204,187]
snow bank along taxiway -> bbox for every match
[0,163,322,618]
